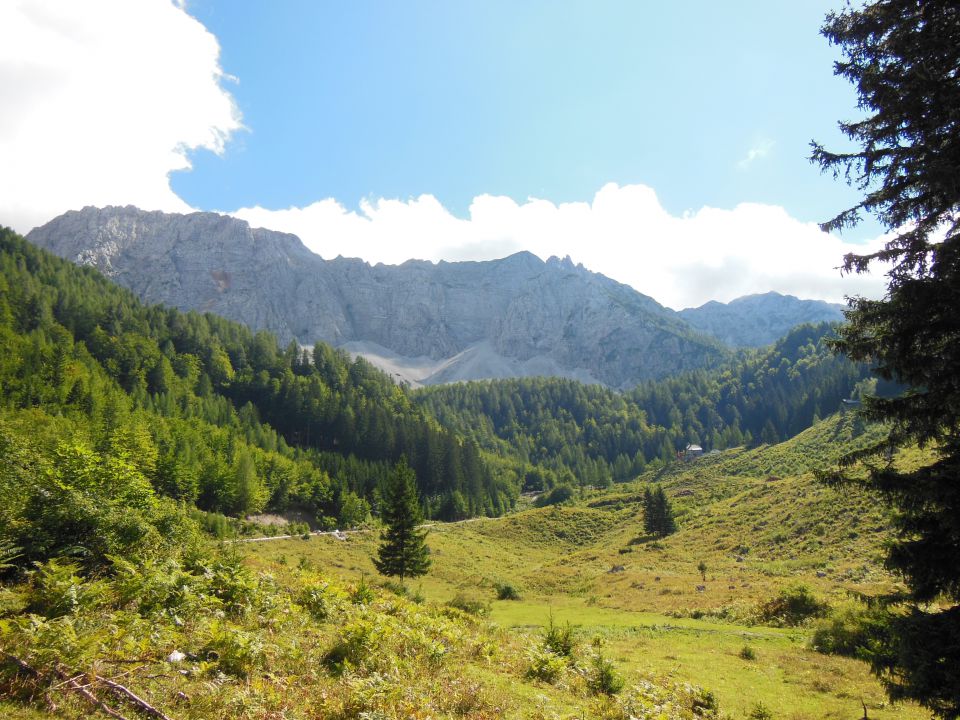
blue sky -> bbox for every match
[2,0,888,309]
[175,0,866,227]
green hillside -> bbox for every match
[0,227,512,533]
[414,326,882,489]
[237,413,931,719]
[2,412,929,719]
[0,225,935,719]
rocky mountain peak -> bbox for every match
[27,206,730,388]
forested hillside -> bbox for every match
[414,324,881,489]
[0,227,513,534]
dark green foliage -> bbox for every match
[758,585,829,627]
[0,227,508,547]
[495,581,521,600]
[812,602,891,660]
[414,324,877,487]
[812,1,960,715]
[534,484,574,507]
[643,486,676,537]
[373,458,430,585]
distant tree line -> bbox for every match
[414,323,884,489]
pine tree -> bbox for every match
[642,487,656,536]
[652,486,676,537]
[374,457,430,586]
[812,2,960,716]
[643,485,676,538]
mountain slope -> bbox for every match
[0,226,510,523]
[679,292,845,347]
[414,323,876,488]
[27,206,727,388]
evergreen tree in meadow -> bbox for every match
[374,457,430,586]
[643,486,676,538]
[812,1,960,715]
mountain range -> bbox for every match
[26,206,843,388]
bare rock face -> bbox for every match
[27,206,727,387]
[679,293,845,348]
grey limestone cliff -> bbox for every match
[679,292,845,347]
[27,206,731,388]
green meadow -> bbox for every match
[236,413,928,719]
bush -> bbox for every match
[811,602,889,659]
[749,702,774,720]
[202,622,265,678]
[543,614,576,657]
[495,581,521,600]
[758,585,829,626]
[691,688,720,715]
[323,619,375,674]
[738,645,757,661]
[447,593,489,616]
[525,646,568,683]
[25,559,110,618]
[300,582,337,620]
[535,485,574,507]
[350,575,376,605]
[586,651,624,695]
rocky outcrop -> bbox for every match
[27,206,732,387]
[679,292,845,347]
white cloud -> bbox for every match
[0,3,884,311]
[0,0,241,233]
[233,182,888,310]
[737,137,775,170]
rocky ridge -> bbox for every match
[679,293,844,348]
[26,206,735,388]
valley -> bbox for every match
[0,225,929,719]
[237,413,926,719]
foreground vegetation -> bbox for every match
[0,411,930,719]
[233,415,929,719]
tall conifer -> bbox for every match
[374,457,430,586]
[813,2,960,714]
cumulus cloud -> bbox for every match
[0,0,241,233]
[233,183,888,310]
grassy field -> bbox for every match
[1,413,931,719]
[240,413,929,719]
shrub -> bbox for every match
[535,485,574,507]
[323,619,375,674]
[350,575,376,605]
[749,702,774,720]
[691,688,720,715]
[202,622,265,678]
[738,645,757,661]
[758,585,829,626]
[811,602,889,659]
[526,646,567,683]
[586,651,624,695]
[26,559,110,618]
[300,582,337,620]
[495,581,521,600]
[543,614,576,657]
[447,593,489,616]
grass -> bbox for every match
[1,413,935,719]
[239,413,932,719]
